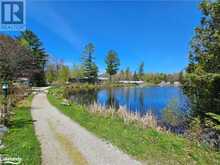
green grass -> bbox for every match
[48,94,220,165]
[0,96,41,165]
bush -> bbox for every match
[162,99,185,127]
[183,73,220,116]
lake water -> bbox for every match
[70,86,190,127]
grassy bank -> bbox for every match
[48,93,220,164]
[0,96,41,165]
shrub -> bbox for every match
[162,99,185,127]
[183,73,220,116]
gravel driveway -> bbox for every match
[31,92,142,165]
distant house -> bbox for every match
[119,80,144,84]
[69,76,109,83]
[159,81,171,87]
[159,81,166,86]
[174,81,181,86]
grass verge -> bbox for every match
[0,96,41,165]
[48,94,220,164]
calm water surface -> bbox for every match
[70,86,189,121]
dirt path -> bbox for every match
[31,92,141,165]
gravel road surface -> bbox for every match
[31,92,142,165]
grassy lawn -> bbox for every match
[0,96,41,165]
[48,93,220,165]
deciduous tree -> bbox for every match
[0,35,35,80]
[58,65,70,84]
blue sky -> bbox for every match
[5,0,202,73]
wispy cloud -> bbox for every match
[28,0,83,51]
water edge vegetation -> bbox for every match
[48,87,220,164]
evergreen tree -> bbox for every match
[133,71,138,81]
[125,67,131,80]
[71,64,84,79]
[138,62,144,80]
[184,0,220,116]
[18,30,47,86]
[105,50,120,81]
[120,70,124,80]
[178,71,184,83]
[186,0,220,73]
[81,43,98,83]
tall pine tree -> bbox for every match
[18,30,47,86]
[105,50,120,81]
[81,43,98,83]
[138,62,144,80]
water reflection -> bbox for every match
[70,90,98,105]
[70,86,189,122]
[106,88,119,109]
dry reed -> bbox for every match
[88,102,163,131]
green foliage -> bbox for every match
[18,30,47,86]
[113,70,182,83]
[206,113,220,130]
[125,67,132,80]
[58,65,70,84]
[71,64,84,79]
[162,99,184,127]
[46,59,70,85]
[48,92,220,164]
[133,71,138,81]
[48,86,65,99]
[105,50,120,81]
[178,71,184,83]
[138,62,144,80]
[18,30,47,69]
[0,96,41,165]
[184,0,220,119]
[46,64,58,84]
[143,73,166,84]
[184,73,220,115]
[81,43,98,83]
[187,0,220,73]
[0,95,3,105]
[207,113,220,123]
[63,83,98,98]
[187,117,203,140]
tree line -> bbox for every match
[0,30,47,86]
[46,43,183,84]
[0,30,183,86]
